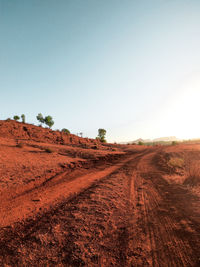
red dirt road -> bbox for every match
[0,147,200,266]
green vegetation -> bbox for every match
[168,157,184,168]
[13,115,20,121]
[44,115,54,128]
[36,113,45,124]
[21,114,25,123]
[62,128,70,134]
[97,128,107,143]
[139,140,179,146]
[36,113,54,128]
[138,141,144,145]
[172,141,178,145]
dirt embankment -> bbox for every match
[0,120,101,146]
[0,120,124,190]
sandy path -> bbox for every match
[0,148,200,266]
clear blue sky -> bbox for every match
[1,0,200,142]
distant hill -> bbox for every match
[153,136,179,142]
[119,138,150,144]
[132,138,151,144]
[120,136,180,145]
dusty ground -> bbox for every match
[0,121,200,266]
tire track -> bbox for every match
[138,169,200,267]
[0,153,136,227]
[0,150,149,266]
[0,147,200,266]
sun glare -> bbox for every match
[149,74,200,141]
[164,75,200,140]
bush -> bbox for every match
[184,161,200,186]
[21,114,25,123]
[172,141,178,145]
[36,113,54,128]
[138,141,144,145]
[168,157,184,168]
[36,113,45,124]
[62,128,70,134]
[44,115,54,128]
[97,128,107,143]
[13,115,20,121]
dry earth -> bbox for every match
[0,121,200,266]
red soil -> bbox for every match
[0,119,102,146]
[0,121,200,266]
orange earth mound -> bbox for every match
[0,120,126,193]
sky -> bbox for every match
[1,0,200,142]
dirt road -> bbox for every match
[0,148,200,266]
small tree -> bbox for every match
[21,114,25,123]
[44,115,54,128]
[97,128,106,143]
[13,115,20,121]
[36,113,45,125]
[172,141,177,145]
[62,128,70,134]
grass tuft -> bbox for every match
[184,160,200,186]
[168,157,184,168]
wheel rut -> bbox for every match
[0,148,200,266]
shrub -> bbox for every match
[44,115,54,128]
[13,115,20,121]
[97,128,107,143]
[62,128,70,134]
[36,113,54,128]
[184,160,200,186]
[172,141,177,145]
[21,114,25,123]
[168,157,184,168]
[36,113,45,124]
[138,141,144,145]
